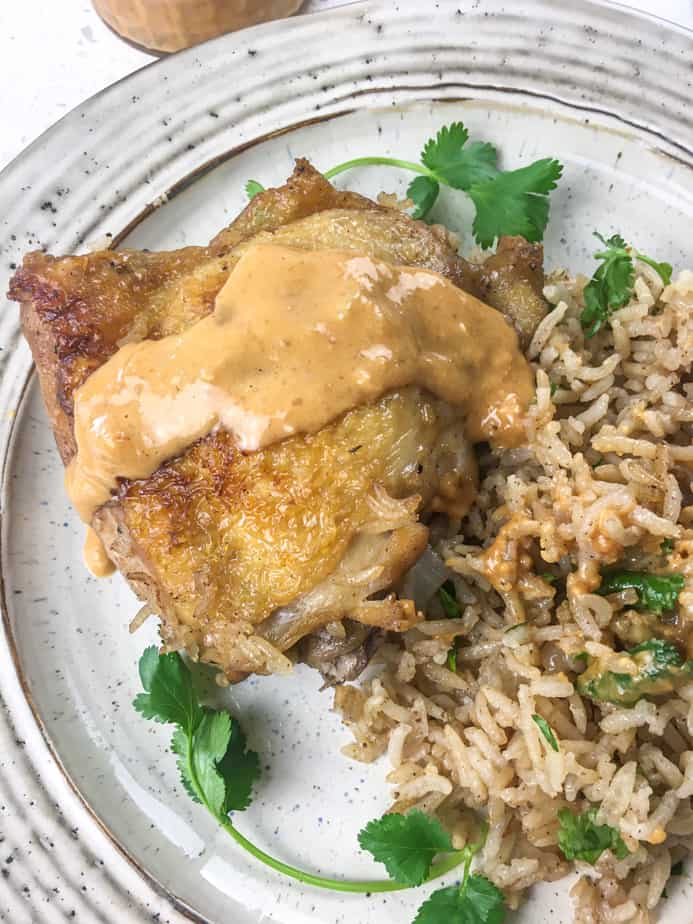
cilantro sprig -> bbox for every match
[360,810,458,886]
[134,647,472,902]
[557,806,629,864]
[414,829,506,924]
[580,233,672,337]
[246,121,562,248]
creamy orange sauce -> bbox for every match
[480,514,539,595]
[66,243,533,526]
[83,526,115,577]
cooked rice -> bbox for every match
[334,264,693,921]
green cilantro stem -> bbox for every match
[247,122,562,242]
[323,157,432,180]
[459,847,474,894]
[176,660,465,894]
[182,720,416,893]
[185,726,389,893]
[220,817,465,893]
[580,233,672,337]
[457,822,487,898]
[453,831,487,899]
[137,648,470,898]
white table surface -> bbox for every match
[0,0,691,174]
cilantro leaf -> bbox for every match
[135,649,260,818]
[358,810,453,886]
[600,232,628,249]
[421,123,499,191]
[138,645,160,692]
[636,253,672,285]
[447,644,458,673]
[171,726,201,804]
[245,179,265,200]
[661,538,675,556]
[579,233,672,338]
[421,122,468,169]
[468,159,563,248]
[580,233,634,337]
[250,122,561,248]
[408,175,440,220]
[218,717,261,813]
[133,691,164,721]
[532,714,559,752]
[413,876,506,924]
[463,876,506,924]
[132,651,203,735]
[597,570,684,614]
[193,710,232,818]
[438,580,461,619]
[557,807,629,864]
[453,141,500,187]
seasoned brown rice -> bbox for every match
[335,261,693,922]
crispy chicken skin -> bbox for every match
[12,161,486,465]
[8,161,543,681]
[473,235,548,347]
[94,388,469,676]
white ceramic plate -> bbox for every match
[1,2,693,921]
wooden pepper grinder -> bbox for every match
[92,0,304,53]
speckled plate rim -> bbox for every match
[0,1,692,920]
